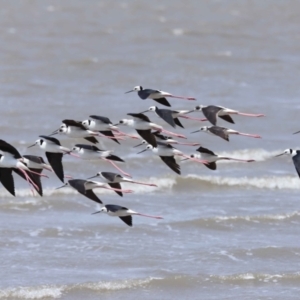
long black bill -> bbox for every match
[125,90,134,94]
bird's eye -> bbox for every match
[191,154,194,158]
[120,120,124,124]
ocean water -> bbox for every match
[0,1,300,299]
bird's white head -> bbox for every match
[81,119,91,128]
[92,206,108,215]
[27,139,44,148]
[117,119,130,126]
[133,86,142,91]
[71,146,81,153]
[200,126,208,131]
[194,105,204,111]
[148,106,156,112]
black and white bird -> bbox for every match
[70,144,130,177]
[194,105,265,126]
[87,171,157,197]
[137,142,208,175]
[140,106,188,128]
[92,204,163,227]
[191,126,261,141]
[56,179,133,203]
[275,149,300,178]
[81,115,121,144]
[182,147,255,170]
[0,140,45,196]
[28,135,71,183]
[50,119,99,144]
[125,86,196,107]
[134,131,200,147]
[115,113,186,147]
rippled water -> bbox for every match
[1,1,300,299]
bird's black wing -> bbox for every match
[0,140,22,158]
[204,162,217,171]
[101,172,120,182]
[106,204,128,212]
[152,131,168,140]
[219,114,235,124]
[68,179,86,194]
[39,135,61,145]
[119,216,132,227]
[62,119,86,130]
[153,98,171,107]
[99,131,120,144]
[202,106,222,125]
[127,113,151,122]
[160,156,181,175]
[155,109,176,128]
[0,168,15,196]
[89,115,112,124]
[173,118,184,128]
[78,189,103,204]
[136,130,157,147]
[292,152,300,178]
[209,126,229,141]
[45,152,64,183]
[75,144,101,151]
[108,182,123,197]
[105,155,124,162]
[84,136,99,144]
[138,89,158,99]
[196,147,216,156]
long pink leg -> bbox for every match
[97,133,125,141]
[179,115,207,122]
[135,213,164,219]
[237,112,265,117]
[236,132,261,139]
[159,129,186,139]
[130,181,157,187]
[112,129,139,139]
[19,169,39,191]
[68,153,81,158]
[168,95,196,100]
[220,157,255,162]
[27,169,48,179]
[100,186,133,193]
[64,175,73,179]
[174,141,200,146]
[103,158,132,178]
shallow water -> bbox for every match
[0,0,300,299]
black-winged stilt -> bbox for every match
[0,140,46,196]
[182,146,255,170]
[191,126,261,141]
[125,86,196,107]
[70,144,130,177]
[275,149,300,178]
[50,119,99,144]
[87,171,157,197]
[28,135,71,183]
[56,179,133,203]
[137,142,208,175]
[194,105,265,126]
[92,204,163,227]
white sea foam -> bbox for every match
[185,174,300,189]
[0,277,162,299]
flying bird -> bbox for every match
[191,126,261,141]
[87,171,157,197]
[92,204,163,227]
[125,85,196,107]
[275,149,300,178]
[194,105,265,126]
